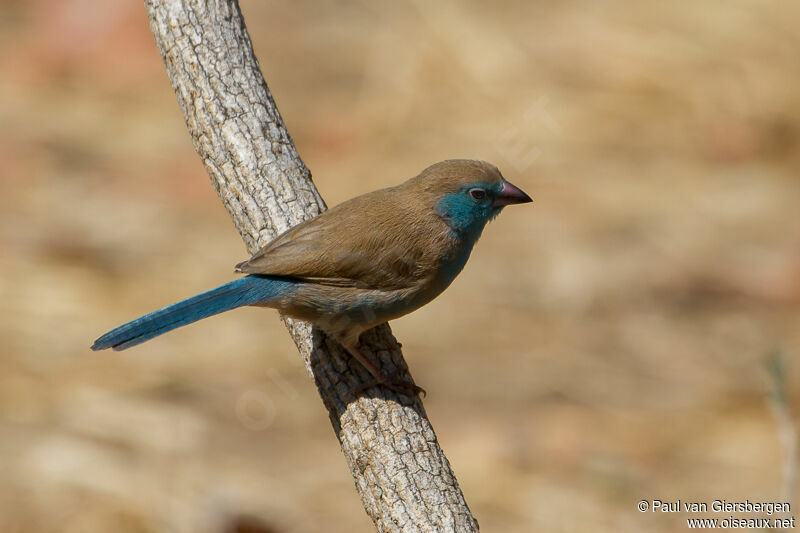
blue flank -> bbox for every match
[91,275,294,351]
[437,244,474,287]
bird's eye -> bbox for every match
[469,188,487,201]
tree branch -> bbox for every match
[143,1,479,531]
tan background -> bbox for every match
[1,1,799,532]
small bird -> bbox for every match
[92,160,532,395]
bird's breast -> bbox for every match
[271,227,477,337]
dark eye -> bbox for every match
[469,188,486,201]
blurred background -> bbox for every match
[1,0,799,531]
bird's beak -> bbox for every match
[493,180,533,207]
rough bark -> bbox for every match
[143,1,479,531]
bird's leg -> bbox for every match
[339,341,426,399]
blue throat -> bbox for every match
[434,181,503,241]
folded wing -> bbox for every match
[235,188,449,291]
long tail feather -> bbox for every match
[91,276,289,351]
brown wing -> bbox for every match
[235,188,451,290]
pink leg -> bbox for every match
[339,341,426,398]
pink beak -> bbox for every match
[493,180,532,207]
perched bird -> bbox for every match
[92,160,532,395]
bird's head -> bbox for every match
[409,159,532,239]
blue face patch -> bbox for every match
[434,181,504,238]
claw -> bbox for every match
[345,376,426,400]
[336,338,426,400]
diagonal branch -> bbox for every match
[144,1,479,531]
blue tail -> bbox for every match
[91,275,291,351]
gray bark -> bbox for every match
[143,1,479,531]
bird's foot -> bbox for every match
[345,375,426,400]
[336,340,426,400]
